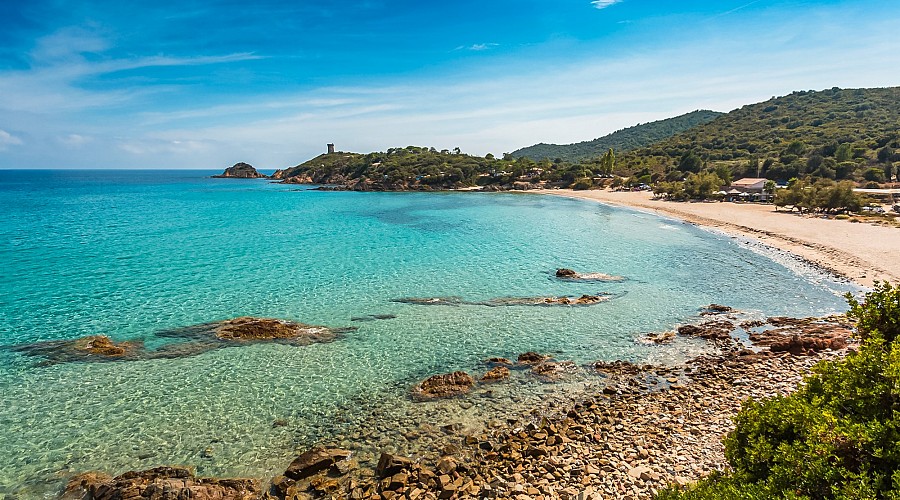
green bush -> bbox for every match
[659,282,900,499]
[571,178,594,190]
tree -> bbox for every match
[683,171,724,200]
[678,150,703,173]
[600,148,615,175]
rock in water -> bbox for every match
[214,316,334,342]
[212,162,267,178]
[517,352,549,364]
[555,268,578,278]
[12,335,142,364]
[412,371,475,400]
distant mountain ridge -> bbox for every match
[511,109,723,161]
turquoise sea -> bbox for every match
[0,170,857,497]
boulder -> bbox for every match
[555,268,578,278]
[375,453,413,478]
[212,162,267,179]
[412,371,475,400]
[283,447,352,480]
[480,366,510,382]
[62,466,259,500]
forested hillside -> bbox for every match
[619,87,900,182]
[511,110,722,162]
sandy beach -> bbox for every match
[538,189,900,288]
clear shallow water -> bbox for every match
[0,170,857,496]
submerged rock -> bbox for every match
[555,268,625,282]
[350,313,397,322]
[412,371,475,400]
[62,466,259,500]
[214,316,335,343]
[212,162,267,179]
[14,317,352,364]
[392,296,465,306]
[531,360,578,380]
[11,335,143,364]
[517,352,549,364]
[393,294,613,307]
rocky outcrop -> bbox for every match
[283,447,352,480]
[517,352,549,364]
[412,371,475,400]
[393,294,612,307]
[213,162,267,179]
[14,317,352,364]
[61,466,259,500]
[531,360,578,380]
[750,316,852,355]
[214,317,335,343]
[555,269,625,282]
[12,335,143,364]
[480,366,510,382]
[676,320,735,341]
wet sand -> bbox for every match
[537,189,900,288]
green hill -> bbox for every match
[619,86,900,182]
[511,110,723,162]
[270,146,511,190]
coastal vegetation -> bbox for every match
[511,110,723,162]
[659,282,900,499]
[266,87,899,202]
[618,87,900,184]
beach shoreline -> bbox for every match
[535,189,900,289]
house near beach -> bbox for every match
[724,177,772,202]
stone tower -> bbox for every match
[327,143,335,154]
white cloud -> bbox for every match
[0,129,23,150]
[591,0,622,9]
[58,134,92,147]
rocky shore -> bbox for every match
[60,309,855,500]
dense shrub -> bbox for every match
[658,282,900,499]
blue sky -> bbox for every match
[0,0,898,169]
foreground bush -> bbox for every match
[659,282,900,499]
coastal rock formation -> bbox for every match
[676,320,735,341]
[213,316,334,343]
[555,268,625,282]
[412,371,475,400]
[531,360,578,380]
[12,335,143,364]
[14,317,352,364]
[480,365,510,382]
[283,447,352,480]
[517,351,549,364]
[749,316,852,354]
[213,162,267,179]
[62,466,259,500]
[350,313,397,322]
[393,294,612,307]
[392,296,464,306]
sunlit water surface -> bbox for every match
[0,170,857,497]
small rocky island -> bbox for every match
[213,162,267,179]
